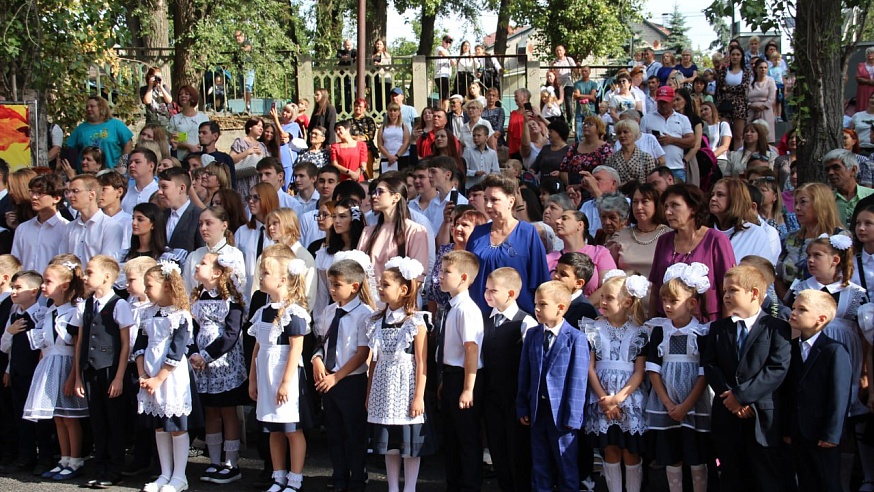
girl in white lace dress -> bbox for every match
[791,234,870,491]
[645,263,714,492]
[584,271,650,492]
[23,259,89,480]
[248,254,311,492]
[189,251,248,484]
[366,257,429,492]
[133,262,194,492]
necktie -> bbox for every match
[543,329,554,358]
[167,209,180,239]
[801,341,809,362]
[737,320,748,357]
[256,226,265,257]
[493,313,506,327]
[324,308,347,371]
[435,307,449,365]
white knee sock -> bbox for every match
[691,464,708,492]
[602,462,623,492]
[223,439,240,468]
[402,456,421,492]
[385,451,402,492]
[171,433,190,483]
[666,465,683,492]
[625,463,643,492]
[204,432,223,466]
[155,431,173,481]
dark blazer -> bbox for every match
[516,320,589,429]
[166,203,205,252]
[0,192,10,230]
[786,334,851,444]
[701,311,791,447]
[564,295,599,329]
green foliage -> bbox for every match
[509,0,644,60]
[0,0,139,131]
[664,4,693,52]
[189,0,308,98]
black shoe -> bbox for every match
[253,468,273,488]
[91,473,123,489]
[210,466,241,484]
[31,461,55,476]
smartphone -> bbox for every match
[271,102,277,111]
[449,190,459,205]
[523,102,533,111]
[651,130,661,137]
[413,116,421,127]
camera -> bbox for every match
[153,76,162,83]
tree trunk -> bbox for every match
[172,0,200,91]
[138,0,170,66]
[794,0,843,185]
[315,0,344,60]
[366,0,388,57]
[493,0,511,56]
[418,8,436,57]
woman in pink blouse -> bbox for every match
[331,121,367,182]
[547,209,617,296]
[358,175,429,280]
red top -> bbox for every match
[507,110,525,156]
[331,142,367,182]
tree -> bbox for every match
[492,0,512,56]
[706,0,873,184]
[664,4,693,52]
[708,15,731,51]
[510,0,644,60]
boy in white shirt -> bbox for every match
[462,125,500,192]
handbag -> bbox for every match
[235,153,261,179]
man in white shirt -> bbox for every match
[292,162,320,213]
[614,109,666,165]
[299,166,341,248]
[640,86,695,182]
[12,175,68,273]
[65,174,125,265]
[642,48,663,81]
[427,156,468,232]
[158,167,204,253]
[408,164,440,219]
[121,147,159,214]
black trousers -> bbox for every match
[10,371,54,463]
[483,394,531,492]
[0,380,18,460]
[441,368,483,492]
[792,440,841,492]
[84,367,127,476]
[322,373,368,491]
[715,421,787,492]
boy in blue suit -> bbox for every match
[517,280,589,492]
[784,290,851,492]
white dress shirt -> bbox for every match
[69,290,136,331]
[65,209,125,266]
[298,208,325,249]
[121,180,159,215]
[11,212,69,273]
[312,297,373,374]
[235,222,275,295]
[293,190,320,214]
[716,221,778,266]
[800,331,821,362]
[167,199,191,240]
[106,210,132,252]
[851,249,874,299]
[731,309,762,338]
[490,302,538,337]
[442,290,484,368]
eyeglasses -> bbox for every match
[28,190,45,198]
[246,194,261,202]
[315,213,331,220]
[64,189,86,196]
[202,171,216,178]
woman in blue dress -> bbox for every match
[466,174,550,313]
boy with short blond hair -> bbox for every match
[785,289,850,492]
[482,267,537,490]
[438,249,484,491]
[740,254,790,319]
[0,270,50,473]
[73,255,135,487]
[702,264,791,491]
[517,280,589,491]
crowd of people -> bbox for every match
[4,31,874,492]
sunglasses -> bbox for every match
[246,194,261,202]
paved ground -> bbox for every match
[0,427,503,491]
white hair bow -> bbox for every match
[663,262,711,294]
[385,256,424,281]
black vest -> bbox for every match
[78,295,122,373]
[481,309,529,405]
[7,310,38,376]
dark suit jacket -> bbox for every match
[701,311,791,447]
[785,334,851,444]
[564,295,599,329]
[0,193,10,230]
[166,203,205,252]
[516,320,589,429]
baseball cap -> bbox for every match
[390,87,404,96]
[656,86,675,103]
